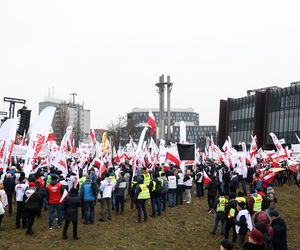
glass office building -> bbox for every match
[227,95,255,145]
[266,83,300,144]
[218,82,300,149]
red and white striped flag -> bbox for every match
[21,131,27,146]
[166,151,181,166]
[89,129,97,145]
[203,170,212,185]
[148,110,156,136]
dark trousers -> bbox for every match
[25,207,37,235]
[224,182,230,195]
[130,196,137,209]
[161,193,167,211]
[151,195,161,216]
[63,220,78,238]
[37,197,43,217]
[115,195,125,213]
[225,220,237,243]
[212,215,225,234]
[196,183,204,197]
[16,201,27,228]
[0,214,3,228]
[137,199,147,222]
[238,234,246,249]
[207,195,216,210]
[177,185,184,205]
[7,194,13,215]
[83,201,95,224]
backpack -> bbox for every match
[154,179,162,195]
[91,182,99,197]
[161,179,168,193]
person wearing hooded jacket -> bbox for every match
[24,182,42,236]
[115,172,127,215]
[47,175,64,229]
[62,188,81,240]
[235,201,253,249]
[3,173,15,216]
[80,176,96,224]
[224,192,238,245]
[184,170,193,204]
[269,210,287,250]
[99,173,115,222]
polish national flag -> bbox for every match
[148,110,156,136]
[98,162,107,179]
[93,157,101,168]
[21,131,27,146]
[203,170,212,185]
[166,151,181,166]
[89,129,97,145]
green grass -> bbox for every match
[1,185,299,250]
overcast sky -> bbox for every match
[1,1,300,129]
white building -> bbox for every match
[39,97,90,146]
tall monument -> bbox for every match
[155,74,172,142]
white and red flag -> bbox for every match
[47,127,56,142]
[21,131,27,146]
[203,170,212,185]
[89,129,97,145]
[269,132,284,154]
[166,150,181,166]
[51,151,68,175]
[148,110,156,136]
[250,135,258,157]
[23,107,56,177]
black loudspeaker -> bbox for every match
[17,108,31,135]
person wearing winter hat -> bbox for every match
[3,173,15,216]
[135,176,150,223]
[220,239,233,250]
[47,175,64,229]
[24,182,42,236]
[62,188,81,240]
[243,229,264,250]
[269,210,288,250]
[235,201,253,249]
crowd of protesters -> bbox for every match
[0,156,295,250]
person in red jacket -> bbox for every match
[47,175,64,229]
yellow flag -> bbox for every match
[102,132,107,152]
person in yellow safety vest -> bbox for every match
[252,192,263,213]
[78,174,87,219]
[211,192,228,235]
[109,171,117,211]
[235,191,247,206]
[142,167,151,187]
[224,192,238,244]
[135,177,150,223]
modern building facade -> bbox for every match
[39,98,90,146]
[218,82,300,149]
[123,108,216,149]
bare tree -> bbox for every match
[106,115,127,147]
